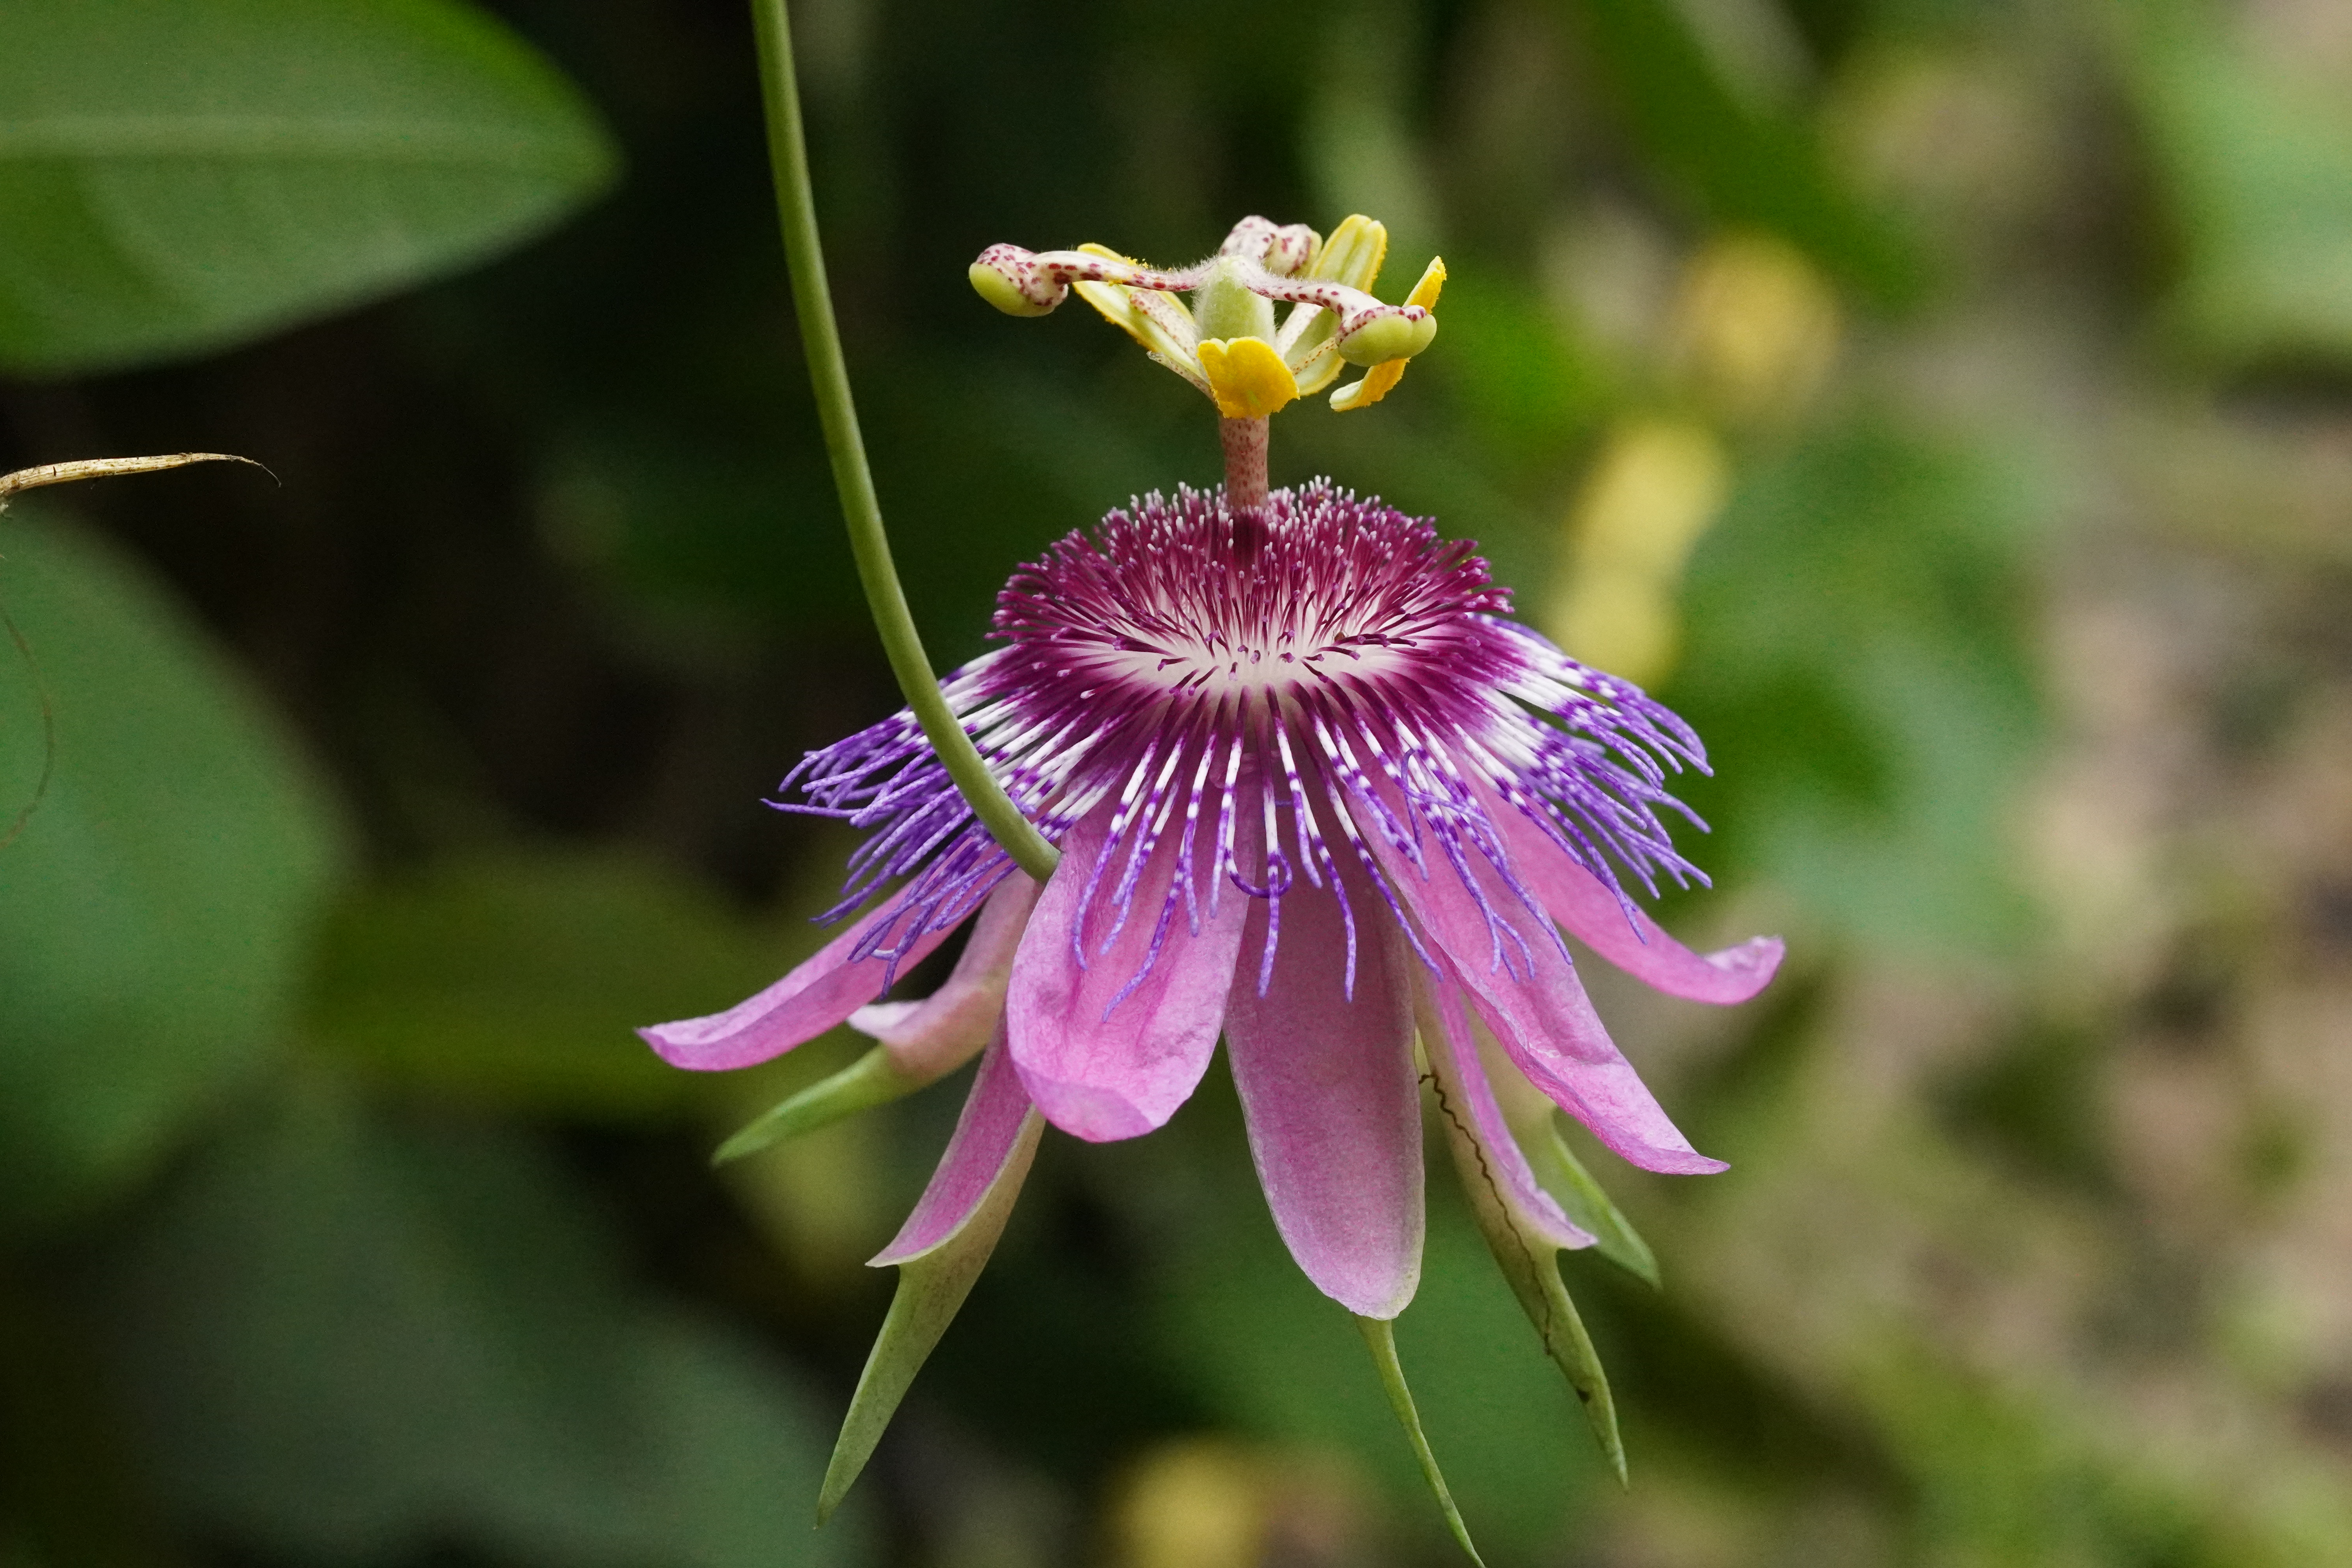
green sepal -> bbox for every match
[1516,1239,1626,1487]
[1425,1045,1630,1485]
[815,1106,1044,1522]
[712,1044,915,1165]
[1354,1315,1486,1567]
[1526,1112,1661,1290]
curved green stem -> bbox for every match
[747,0,1059,883]
[1356,1316,1486,1566]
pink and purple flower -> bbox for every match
[642,478,1781,1322]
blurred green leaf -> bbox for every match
[86,1079,872,1568]
[1426,273,1608,468]
[535,418,856,643]
[2122,0,2352,368]
[0,509,346,1227]
[1566,0,1920,305]
[1670,420,2044,955]
[1851,1334,2198,1568]
[0,0,617,375]
[305,849,811,1117]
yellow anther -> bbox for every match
[969,260,1054,317]
[1308,215,1389,293]
[1197,337,1299,419]
[1336,308,1437,367]
[1331,256,1445,412]
[1281,216,1388,395]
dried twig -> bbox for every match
[0,451,274,512]
[0,450,274,847]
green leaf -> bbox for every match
[304,849,809,1118]
[85,1078,873,1568]
[1567,0,1920,305]
[1529,1114,1661,1290]
[818,1106,1044,1522]
[1671,419,2045,955]
[0,508,347,1227]
[1427,274,1608,467]
[2120,0,2352,367]
[1355,1316,1487,1567]
[0,0,617,375]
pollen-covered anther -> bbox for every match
[1335,304,1438,367]
[1221,215,1321,278]
[968,244,1067,317]
[1329,256,1446,413]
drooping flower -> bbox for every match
[642,213,1782,1538]
[647,475,1779,1305]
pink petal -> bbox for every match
[1411,965,1596,1251]
[639,889,968,1071]
[871,1025,1040,1266]
[1007,797,1251,1142]
[847,1000,921,1036]
[1223,862,1424,1319]
[849,875,1040,1082]
[1350,792,1726,1176]
[1491,799,1782,1004]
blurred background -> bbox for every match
[5,0,2352,1563]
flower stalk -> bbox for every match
[746,0,1058,883]
[1356,1315,1486,1566]
[1218,416,1269,514]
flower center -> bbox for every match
[991,482,1517,730]
[1103,615,1425,700]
